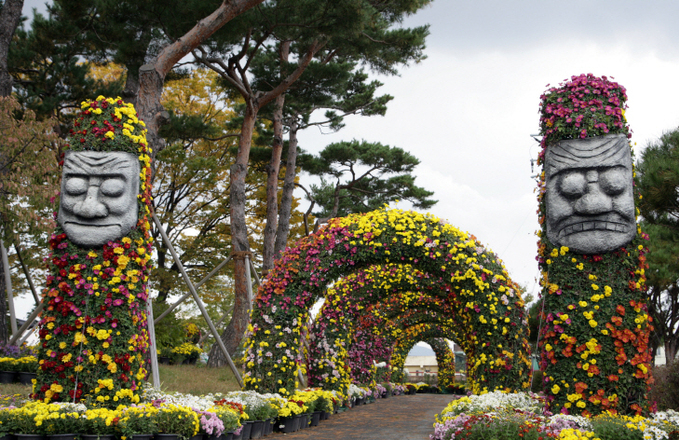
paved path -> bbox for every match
[270,394,458,440]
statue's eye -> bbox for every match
[599,168,627,196]
[100,178,126,197]
[559,172,587,199]
[64,177,88,196]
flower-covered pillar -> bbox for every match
[537,75,652,416]
[427,338,456,389]
[34,97,154,406]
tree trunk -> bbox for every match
[0,0,24,97]
[0,0,22,344]
[274,119,299,258]
[208,101,258,366]
[261,43,289,272]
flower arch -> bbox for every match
[307,264,459,391]
[243,207,531,396]
[389,323,458,381]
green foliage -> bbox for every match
[0,96,60,242]
[151,302,186,351]
[530,370,543,393]
[636,129,679,363]
[302,140,437,219]
[638,129,679,230]
[527,300,542,344]
[591,413,644,440]
[8,7,122,125]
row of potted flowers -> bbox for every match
[0,382,411,440]
[0,357,39,385]
[430,391,679,440]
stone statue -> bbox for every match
[58,151,140,247]
[544,134,635,254]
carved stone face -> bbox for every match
[58,151,140,247]
[544,134,636,254]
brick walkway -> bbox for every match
[270,394,458,440]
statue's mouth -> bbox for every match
[553,213,633,239]
[64,221,122,228]
[558,220,629,237]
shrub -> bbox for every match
[650,360,679,411]
[530,370,543,393]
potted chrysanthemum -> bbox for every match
[154,404,199,440]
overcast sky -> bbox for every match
[13,1,679,350]
[297,0,679,304]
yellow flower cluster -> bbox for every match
[171,343,203,356]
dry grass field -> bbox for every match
[0,364,242,400]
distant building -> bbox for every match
[403,342,467,382]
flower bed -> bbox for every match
[0,382,412,438]
[431,392,679,440]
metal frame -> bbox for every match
[150,210,245,388]
[1,239,18,336]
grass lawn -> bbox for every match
[0,364,242,401]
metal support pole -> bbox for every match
[152,211,243,387]
[248,258,261,286]
[244,255,253,310]
[13,244,40,305]
[154,256,232,324]
[9,301,44,345]
[1,240,18,336]
[146,296,161,389]
[18,326,35,346]
[197,305,233,346]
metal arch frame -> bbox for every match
[148,210,262,389]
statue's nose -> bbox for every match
[73,182,108,218]
[573,170,612,215]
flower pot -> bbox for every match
[298,414,309,429]
[266,419,274,436]
[130,434,153,440]
[189,435,204,440]
[47,434,79,440]
[310,411,321,427]
[0,371,16,384]
[224,434,233,440]
[240,422,252,440]
[14,435,44,440]
[17,372,37,385]
[155,435,180,440]
[81,435,114,440]
[248,421,264,440]
[276,416,295,433]
[321,411,330,420]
